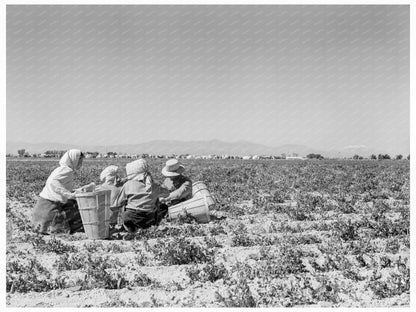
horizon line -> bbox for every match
[6,139,407,156]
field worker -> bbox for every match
[97,165,125,226]
[113,159,164,233]
[31,149,85,234]
[160,159,193,207]
[157,159,193,221]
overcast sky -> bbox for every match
[6,5,409,154]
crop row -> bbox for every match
[6,159,410,205]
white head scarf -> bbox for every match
[100,165,119,184]
[39,149,82,202]
[125,159,153,191]
[126,159,149,181]
[59,149,83,170]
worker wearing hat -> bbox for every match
[159,159,193,207]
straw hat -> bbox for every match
[162,159,185,177]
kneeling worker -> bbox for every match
[32,149,85,234]
[158,159,192,220]
[114,159,162,232]
[97,165,125,226]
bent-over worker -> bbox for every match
[97,165,125,226]
[31,149,85,234]
[113,159,164,233]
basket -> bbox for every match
[168,196,211,223]
[192,181,216,209]
[75,189,111,239]
[168,181,216,223]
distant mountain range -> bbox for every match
[6,139,393,158]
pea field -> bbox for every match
[5,158,410,307]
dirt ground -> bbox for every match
[6,197,410,308]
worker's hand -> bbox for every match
[116,177,127,187]
[69,192,77,200]
[79,183,96,192]
[159,197,170,204]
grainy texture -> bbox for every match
[6,158,410,307]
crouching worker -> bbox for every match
[113,159,162,233]
[97,165,125,226]
[158,159,192,221]
[32,149,85,234]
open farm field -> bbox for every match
[6,158,410,307]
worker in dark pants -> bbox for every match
[157,159,193,222]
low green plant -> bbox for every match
[384,237,402,254]
[368,263,410,299]
[31,235,77,254]
[105,242,129,253]
[203,236,223,248]
[230,223,255,247]
[256,277,316,307]
[7,258,57,293]
[187,261,229,283]
[54,252,86,271]
[99,298,141,307]
[283,201,315,221]
[232,245,307,280]
[152,237,214,265]
[367,217,409,239]
[331,219,360,241]
[82,241,104,253]
[134,249,149,266]
[209,223,227,236]
[311,275,344,304]
[215,277,257,307]
[343,268,366,282]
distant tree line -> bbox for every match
[371,154,401,160]
[44,150,66,157]
[10,148,410,161]
[306,153,324,159]
[17,149,28,157]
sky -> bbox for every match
[6,5,410,155]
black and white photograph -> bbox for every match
[4,1,413,308]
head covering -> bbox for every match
[59,149,83,170]
[100,165,119,184]
[40,151,82,203]
[162,159,185,177]
[126,159,149,181]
